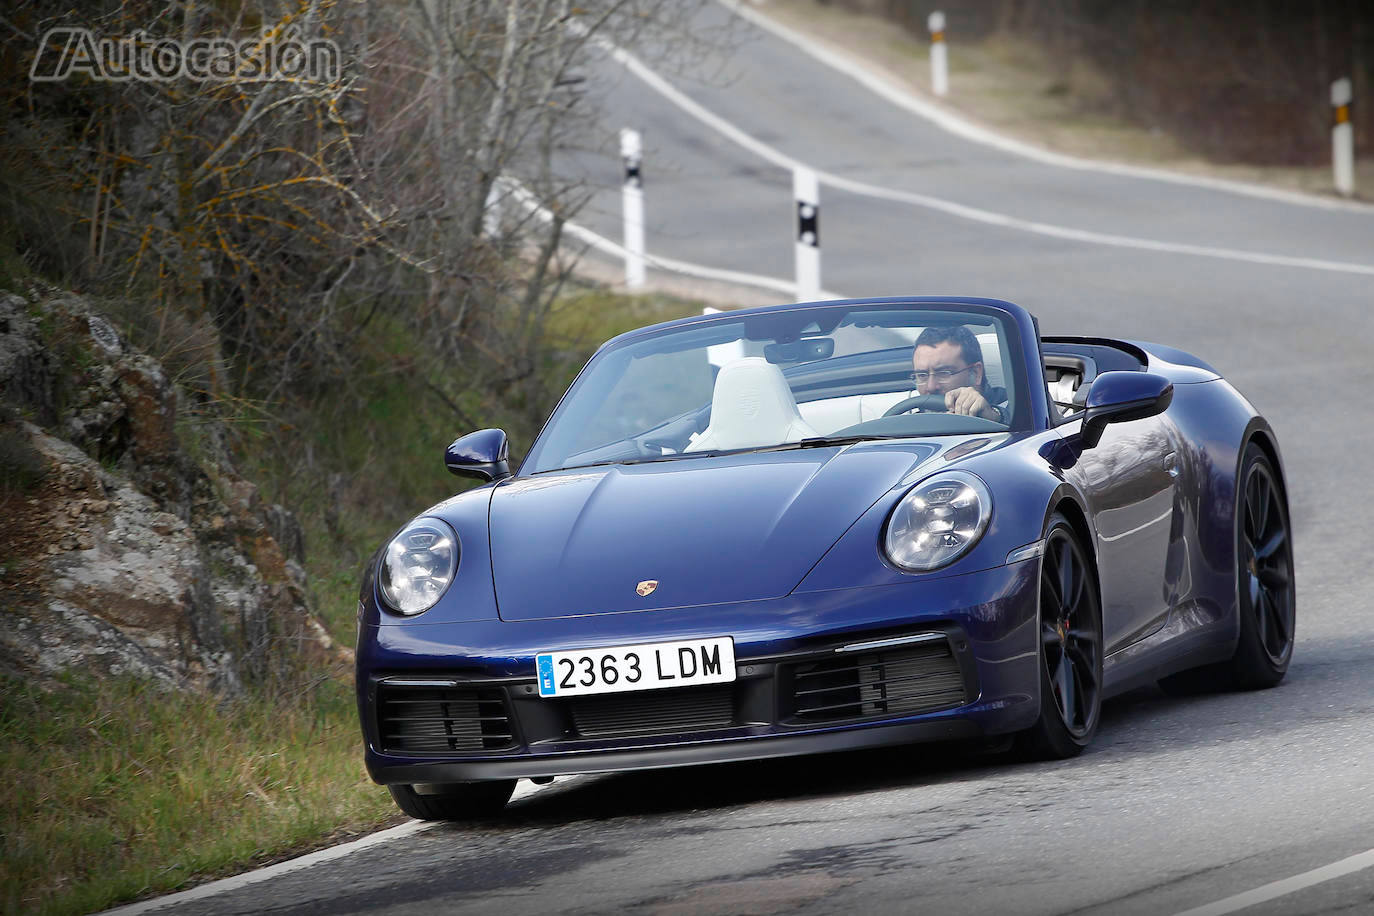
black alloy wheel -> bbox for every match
[1230,443,1295,687]
[388,779,516,821]
[1018,515,1103,759]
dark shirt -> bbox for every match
[986,386,1009,422]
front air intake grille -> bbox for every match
[377,684,516,754]
[788,642,966,722]
[568,684,735,738]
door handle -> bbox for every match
[1163,451,1179,477]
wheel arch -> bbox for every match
[1049,494,1093,554]
[1045,487,1104,606]
[1243,420,1289,507]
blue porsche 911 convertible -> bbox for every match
[356,297,1294,819]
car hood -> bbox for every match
[489,443,941,621]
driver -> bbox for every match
[912,326,1009,423]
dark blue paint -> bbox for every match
[1079,370,1173,449]
[359,560,1042,779]
[357,297,1285,785]
[1083,370,1173,413]
[489,443,939,620]
[444,428,510,481]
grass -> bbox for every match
[1,282,707,915]
[0,675,397,916]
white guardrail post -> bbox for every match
[1332,77,1355,198]
[928,11,948,97]
[793,166,820,302]
[482,178,503,239]
[620,127,647,289]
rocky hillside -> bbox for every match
[0,290,344,694]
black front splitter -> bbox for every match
[369,717,983,784]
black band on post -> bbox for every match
[797,202,819,246]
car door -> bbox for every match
[1065,415,1179,654]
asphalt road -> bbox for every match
[142,3,1374,914]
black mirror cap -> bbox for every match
[445,428,512,481]
[1080,371,1174,450]
[764,337,836,364]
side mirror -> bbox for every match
[1080,371,1173,450]
[444,428,511,482]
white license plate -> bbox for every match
[536,637,735,698]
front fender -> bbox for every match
[361,484,500,627]
[795,432,1067,594]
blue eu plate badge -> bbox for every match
[537,655,557,697]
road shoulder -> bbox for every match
[731,0,1373,209]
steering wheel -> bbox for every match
[882,394,949,417]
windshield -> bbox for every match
[523,304,1022,474]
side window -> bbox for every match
[974,330,1007,397]
[971,326,1013,424]
[1043,354,1100,422]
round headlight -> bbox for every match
[884,471,992,572]
[377,518,458,616]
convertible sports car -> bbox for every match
[356,297,1295,820]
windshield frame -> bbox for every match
[518,298,1040,477]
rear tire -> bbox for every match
[387,780,516,821]
[1016,515,1103,760]
[1158,442,1294,694]
[1228,442,1296,687]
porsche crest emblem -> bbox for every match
[636,580,658,597]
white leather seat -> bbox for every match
[686,357,819,452]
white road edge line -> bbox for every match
[96,777,593,916]
[720,0,1374,215]
[500,178,847,300]
[97,819,439,916]
[1170,848,1374,916]
[585,24,1374,278]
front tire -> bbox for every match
[1017,516,1103,760]
[387,780,516,821]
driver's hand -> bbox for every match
[945,386,994,419]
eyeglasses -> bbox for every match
[910,365,975,385]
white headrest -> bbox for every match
[687,357,818,451]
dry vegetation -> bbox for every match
[2,0,720,432]
[0,2,717,912]
[823,0,1374,167]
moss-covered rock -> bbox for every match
[0,290,344,694]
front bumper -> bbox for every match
[359,560,1041,784]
